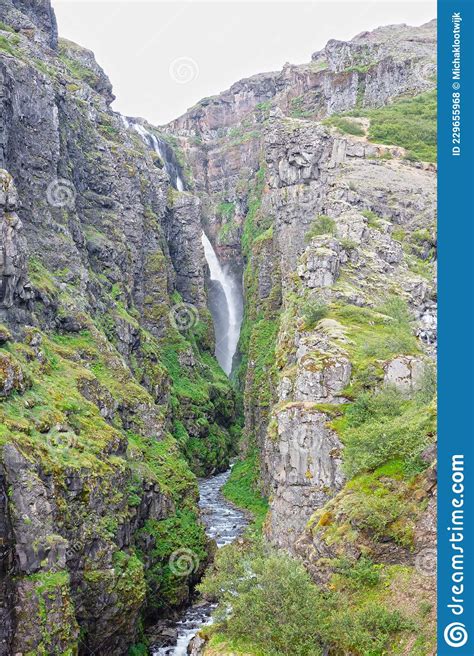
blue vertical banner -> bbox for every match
[438,0,474,653]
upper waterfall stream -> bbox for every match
[131,121,185,191]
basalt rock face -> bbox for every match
[0,0,57,48]
[0,2,236,654]
[166,19,436,256]
[167,17,437,653]
[1,3,438,653]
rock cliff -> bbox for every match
[0,2,237,654]
[0,3,437,654]
[167,17,437,655]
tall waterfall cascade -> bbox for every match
[201,233,243,376]
[128,119,242,376]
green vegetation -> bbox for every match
[24,570,79,653]
[289,96,313,119]
[226,126,261,146]
[323,116,365,136]
[237,165,281,444]
[159,332,236,475]
[245,318,280,412]
[343,394,436,477]
[1,242,236,633]
[304,215,336,241]
[129,645,148,656]
[216,201,238,245]
[137,509,208,611]
[222,452,268,532]
[241,166,269,257]
[0,32,21,57]
[127,432,198,505]
[0,21,15,32]
[350,90,437,162]
[256,100,272,112]
[200,545,414,656]
[332,298,421,394]
[58,42,100,88]
[325,90,436,161]
[301,299,328,329]
[216,201,236,221]
[344,64,373,74]
[334,556,382,588]
[361,209,383,229]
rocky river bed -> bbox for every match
[151,469,249,655]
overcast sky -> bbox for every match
[51,1,436,126]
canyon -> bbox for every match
[0,2,437,655]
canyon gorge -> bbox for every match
[0,2,437,654]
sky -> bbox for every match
[51,1,436,126]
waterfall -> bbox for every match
[202,232,243,376]
[119,115,130,130]
[132,123,185,191]
[131,121,241,375]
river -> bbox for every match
[151,469,248,655]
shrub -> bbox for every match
[377,296,412,325]
[343,402,436,477]
[216,201,235,221]
[200,545,413,656]
[332,603,414,655]
[129,645,148,656]
[302,300,328,328]
[200,547,327,656]
[340,238,358,250]
[334,556,382,588]
[345,386,406,428]
[305,215,336,241]
[415,363,437,404]
[222,453,268,532]
[340,489,402,537]
[363,90,436,162]
[361,209,382,228]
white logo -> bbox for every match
[169,548,200,577]
[444,622,468,648]
[169,57,199,84]
[414,547,437,577]
[46,178,76,209]
[169,302,199,331]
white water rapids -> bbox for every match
[152,469,248,655]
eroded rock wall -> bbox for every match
[168,17,437,617]
[0,3,237,654]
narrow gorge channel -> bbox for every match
[0,4,438,654]
[133,119,247,654]
[152,470,248,655]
